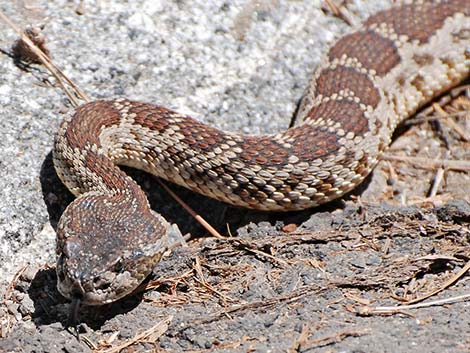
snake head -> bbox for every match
[55,192,172,305]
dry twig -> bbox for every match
[301,329,369,350]
[404,258,470,305]
[193,256,236,303]
[95,316,173,353]
[382,154,470,172]
[362,293,470,315]
[432,102,470,142]
[323,0,354,26]
[0,11,88,106]
[194,284,326,325]
[156,179,225,240]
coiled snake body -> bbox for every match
[53,1,470,306]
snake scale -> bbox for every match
[52,1,470,308]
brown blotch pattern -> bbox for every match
[131,102,226,152]
[56,1,469,210]
[366,1,470,44]
[329,30,401,76]
[177,120,226,152]
[305,99,370,137]
[237,136,291,165]
[66,101,121,149]
[131,103,176,129]
[52,0,470,307]
[315,66,380,108]
[284,124,341,160]
[395,74,407,87]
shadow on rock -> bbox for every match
[27,266,147,331]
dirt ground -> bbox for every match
[2,184,470,352]
[1,0,470,352]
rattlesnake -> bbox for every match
[52,1,470,309]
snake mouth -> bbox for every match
[56,254,143,305]
[56,254,98,305]
[56,266,88,303]
[57,272,112,305]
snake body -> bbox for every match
[53,1,470,305]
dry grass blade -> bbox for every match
[414,254,461,262]
[81,335,98,350]
[382,154,470,172]
[156,178,226,240]
[354,259,470,315]
[0,10,89,106]
[365,293,470,314]
[193,256,236,303]
[406,110,470,126]
[300,329,369,350]
[1,266,27,337]
[195,284,326,325]
[3,265,27,302]
[136,269,194,297]
[432,102,470,142]
[96,315,173,353]
[230,238,288,266]
[428,165,445,197]
[404,258,470,305]
[288,324,311,353]
[323,0,354,26]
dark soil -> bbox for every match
[2,200,470,352]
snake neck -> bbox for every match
[53,106,172,304]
